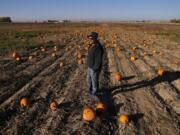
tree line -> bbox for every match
[0,17,12,22]
[170,19,180,23]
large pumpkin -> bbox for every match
[82,107,95,121]
[20,97,29,107]
[49,100,58,110]
[118,114,129,124]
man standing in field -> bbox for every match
[86,32,104,96]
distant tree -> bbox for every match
[62,20,71,23]
[47,20,59,23]
[170,19,180,23]
[0,17,12,22]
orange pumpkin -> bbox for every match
[157,68,165,76]
[59,62,64,68]
[51,53,56,57]
[77,53,82,59]
[143,52,147,56]
[82,107,96,121]
[49,100,58,110]
[54,48,58,52]
[16,57,20,61]
[114,72,122,81]
[65,48,69,52]
[118,114,129,124]
[12,52,18,58]
[153,49,157,54]
[116,48,120,52]
[41,48,46,52]
[20,97,29,107]
[28,55,33,60]
[130,56,136,61]
[96,102,107,111]
[77,59,83,65]
[132,47,137,51]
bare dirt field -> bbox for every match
[0,23,179,135]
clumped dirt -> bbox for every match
[0,23,180,135]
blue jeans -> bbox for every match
[87,67,100,95]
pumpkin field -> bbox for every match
[0,23,180,135]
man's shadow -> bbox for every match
[96,71,179,124]
[96,85,144,124]
[110,71,180,96]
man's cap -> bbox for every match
[87,32,98,39]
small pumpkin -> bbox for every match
[41,48,46,52]
[16,57,20,61]
[77,53,82,59]
[65,48,69,52]
[12,52,18,58]
[130,56,136,61]
[153,49,157,54]
[51,53,56,57]
[114,72,122,81]
[118,114,129,124]
[20,97,29,107]
[132,47,137,51]
[116,48,120,52]
[28,55,33,60]
[54,48,58,52]
[157,68,165,76]
[77,59,83,65]
[59,62,64,68]
[144,52,147,56]
[49,100,58,110]
[96,102,107,111]
[83,107,96,121]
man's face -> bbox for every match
[88,37,94,44]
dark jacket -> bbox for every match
[87,40,104,71]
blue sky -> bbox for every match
[0,0,180,21]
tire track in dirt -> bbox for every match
[120,38,180,114]
[137,46,180,94]
[116,38,179,134]
[33,49,119,135]
[33,68,82,135]
[0,34,85,132]
[0,39,76,104]
[1,45,76,132]
[122,37,180,94]
[103,32,141,134]
[136,44,180,94]
[106,47,140,135]
[1,48,41,69]
[1,61,77,135]
[0,51,62,104]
